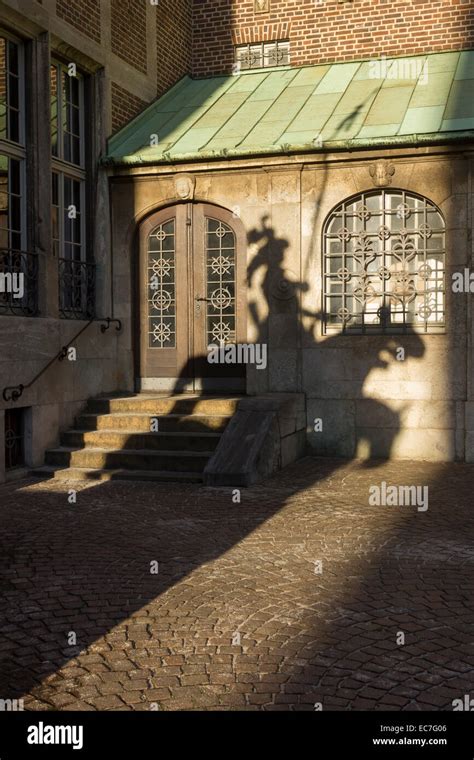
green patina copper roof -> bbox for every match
[106,50,474,166]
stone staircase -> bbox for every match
[32,394,240,483]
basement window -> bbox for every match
[5,407,25,470]
[235,40,290,71]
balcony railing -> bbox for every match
[0,248,39,316]
[59,257,96,320]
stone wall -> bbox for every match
[109,145,473,462]
[0,319,122,483]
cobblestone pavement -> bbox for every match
[1,457,473,711]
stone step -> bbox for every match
[76,412,232,433]
[87,395,241,416]
[62,430,221,452]
[45,447,212,473]
[33,394,245,484]
[32,466,203,483]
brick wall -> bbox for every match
[192,0,474,77]
[56,0,101,44]
[156,0,192,96]
[111,0,148,75]
[111,82,148,133]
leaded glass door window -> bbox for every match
[206,218,236,346]
[323,190,445,334]
[148,219,176,349]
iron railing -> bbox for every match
[0,248,39,316]
[59,257,96,319]
[5,408,24,469]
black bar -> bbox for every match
[0,711,473,758]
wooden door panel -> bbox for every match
[192,203,246,382]
[139,205,189,379]
[139,203,246,390]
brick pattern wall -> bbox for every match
[111,82,148,133]
[192,0,474,78]
[111,0,148,74]
[157,0,192,96]
[56,0,101,44]
[232,21,291,45]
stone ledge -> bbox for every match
[203,393,305,487]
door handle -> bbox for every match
[195,296,209,316]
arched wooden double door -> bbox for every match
[138,203,246,392]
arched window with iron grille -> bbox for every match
[322,190,445,333]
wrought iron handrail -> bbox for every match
[2,317,122,402]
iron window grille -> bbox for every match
[322,190,445,334]
[5,407,25,470]
[147,219,176,348]
[58,257,95,319]
[206,218,236,346]
[235,40,290,71]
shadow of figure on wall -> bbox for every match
[245,214,426,462]
[246,214,309,337]
[168,211,425,465]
